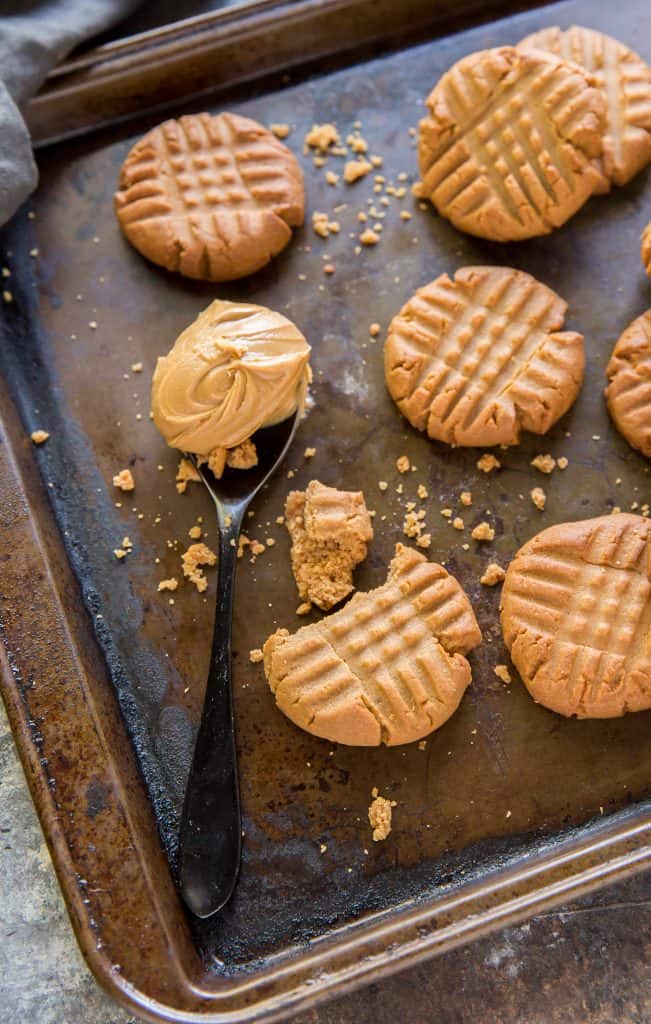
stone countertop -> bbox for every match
[1,703,648,1024]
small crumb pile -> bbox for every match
[182,542,217,593]
[480,562,505,586]
[176,458,201,494]
[368,788,396,842]
[113,536,133,561]
[113,468,135,492]
[201,439,258,479]
[477,453,500,473]
[285,480,373,610]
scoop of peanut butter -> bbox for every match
[151,300,311,455]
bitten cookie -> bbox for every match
[501,514,651,718]
[518,25,651,188]
[605,310,651,457]
[642,222,651,279]
[418,46,606,241]
[115,112,304,281]
[384,266,584,447]
[263,544,481,746]
[285,481,373,610]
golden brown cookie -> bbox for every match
[519,25,651,187]
[642,222,651,279]
[384,266,584,447]
[501,514,651,718]
[115,112,304,281]
[605,310,651,457]
[285,481,373,610]
[263,544,481,746]
[418,46,605,241]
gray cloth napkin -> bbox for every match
[0,0,142,226]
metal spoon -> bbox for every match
[178,396,305,919]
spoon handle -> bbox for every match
[179,511,244,918]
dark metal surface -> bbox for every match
[0,0,649,1019]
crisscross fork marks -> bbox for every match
[437,58,584,227]
[322,569,463,727]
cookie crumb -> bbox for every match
[131,361,143,373]
[477,453,501,473]
[304,447,316,458]
[396,455,410,474]
[112,468,135,492]
[460,491,472,506]
[3,290,13,302]
[480,562,505,586]
[359,228,380,246]
[305,123,339,151]
[344,159,372,183]
[182,542,217,592]
[472,521,495,542]
[270,123,290,139]
[531,454,556,474]
[378,480,388,491]
[495,664,512,684]
[158,578,178,592]
[369,322,381,337]
[249,648,264,663]
[30,429,49,445]
[176,457,201,494]
[188,525,202,540]
[418,740,427,751]
[417,484,428,499]
[557,456,568,470]
[296,602,312,615]
[368,790,396,842]
[530,486,546,510]
[452,517,464,530]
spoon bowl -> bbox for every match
[178,396,305,919]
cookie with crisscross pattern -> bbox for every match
[605,310,651,457]
[418,46,606,241]
[263,544,481,746]
[501,514,651,717]
[384,266,584,448]
[115,112,304,281]
[519,25,651,187]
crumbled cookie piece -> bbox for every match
[176,457,201,494]
[296,602,312,615]
[131,361,143,373]
[480,562,506,586]
[227,439,258,470]
[378,480,388,491]
[312,211,340,239]
[472,521,495,542]
[494,664,512,684]
[249,648,264,663]
[206,447,227,478]
[369,322,381,337]
[113,468,135,492]
[182,542,217,593]
[344,159,372,183]
[30,430,49,445]
[368,788,396,841]
[305,123,339,150]
[188,525,202,540]
[396,455,410,474]
[477,453,501,473]
[452,517,464,530]
[285,480,373,610]
[158,577,178,592]
[270,123,290,139]
[531,486,546,510]
[460,491,472,506]
[531,453,556,474]
[113,548,127,560]
[304,447,316,458]
[557,456,569,470]
[359,228,380,246]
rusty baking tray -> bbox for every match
[1,0,650,1020]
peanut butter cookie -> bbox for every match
[501,514,651,718]
[605,310,651,457]
[384,266,584,447]
[263,544,481,746]
[642,222,651,279]
[418,46,605,241]
[519,25,651,187]
[115,112,304,281]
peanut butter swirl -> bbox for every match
[152,300,311,454]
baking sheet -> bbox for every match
[1,0,650,978]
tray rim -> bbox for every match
[2,1,651,1021]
